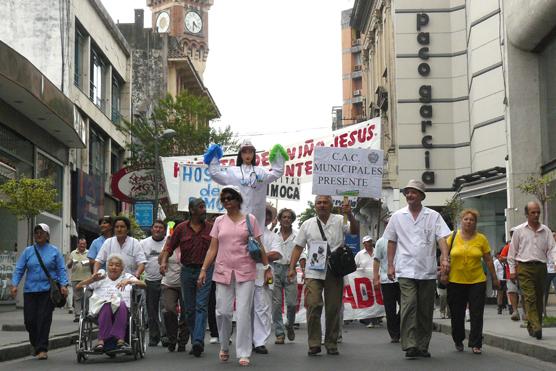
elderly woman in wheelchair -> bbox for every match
[76,254,146,352]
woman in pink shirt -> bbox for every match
[198,185,272,367]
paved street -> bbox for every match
[0,323,554,371]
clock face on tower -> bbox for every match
[184,11,203,34]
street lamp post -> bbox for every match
[148,110,176,222]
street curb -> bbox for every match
[433,321,556,364]
[0,331,81,362]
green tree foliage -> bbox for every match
[0,177,62,245]
[122,91,237,167]
[298,201,316,228]
[518,175,554,225]
[442,194,463,230]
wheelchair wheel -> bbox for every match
[138,305,146,358]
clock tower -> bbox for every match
[147,0,213,76]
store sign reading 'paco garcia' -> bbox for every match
[417,13,435,185]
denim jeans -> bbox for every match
[181,265,214,346]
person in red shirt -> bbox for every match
[498,230,526,321]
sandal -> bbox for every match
[219,350,229,362]
[472,347,482,355]
[454,342,464,352]
[94,343,104,352]
[239,357,250,366]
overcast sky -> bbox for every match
[102,0,355,214]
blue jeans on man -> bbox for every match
[181,265,213,355]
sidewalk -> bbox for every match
[433,304,556,363]
[0,307,80,362]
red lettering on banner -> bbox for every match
[354,277,374,308]
[348,130,357,147]
[343,285,357,309]
[286,147,297,160]
[174,162,179,178]
[303,140,315,157]
[304,161,313,175]
[367,124,376,141]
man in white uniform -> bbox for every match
[253,205,282,354]
[383,180,450,359]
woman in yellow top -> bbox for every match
[447,209,499,355]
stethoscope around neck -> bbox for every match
[239,165,258,188]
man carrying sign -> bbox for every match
[383,180,451,359]
[288,195,359,356]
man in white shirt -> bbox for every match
[373,218,401,342]
[288,195,359,356]
[508,202,556,339]
[355,236,374,269]
[253,205,283,354]
[140,220,167,347]
[383,180,450,359]
[272,208,298,344]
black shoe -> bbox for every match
[405,347,419,359]
[149,340,159,347]
[497,305,503,315]
[417,349,431,358]
[192,343,203,357]
[307,346,321,356]
[254,345,268,354]
[390,338,400,343]
[326,348,339,355]
[168,343,176,352]
[286,325,295,341]
[73,317,80,323]
[534,330,542,340]
[177,344,186,352]
[161,337,170,347]
[455,342,464,352]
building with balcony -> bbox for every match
[0,0,133,244]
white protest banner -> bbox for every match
[177,164,225,213]
[266,176,301,201]
[312,147,383,198]
[273,268,384,323]
[161,118,381,204]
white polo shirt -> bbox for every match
[276,230,297,265]
[382,206,450,280]
[294,214,349,280]
[96,236,148,275]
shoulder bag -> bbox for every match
[317,219,357,278]
[245,215,263,262]
[34,245,67,308]
[438,229,457,286]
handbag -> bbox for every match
[316,219,356,278]
[33,245,67,308]
[438,229,457,286]
[245,215,263,262]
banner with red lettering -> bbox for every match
[281,268,385,323]
[161,118,381,204]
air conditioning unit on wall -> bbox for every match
[353,90,361,96]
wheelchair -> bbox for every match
[75,285,146,362]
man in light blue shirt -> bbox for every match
[373,218,400,343]
[87,216,113,271]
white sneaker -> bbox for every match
[209,337,219,344]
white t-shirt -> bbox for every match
[140,236,166,281]
[96,236,147,275]
[294,214,349,280]
[88,272,136,307]
[162,249,182,287]
[256,229,283,286]
[354,249,374,270]
[494,258,505,281]
[382,206,451,280]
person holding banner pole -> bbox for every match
[287,195,359,356]
[373,218,401,343]
[383,180,451,359]
[203,139,289,229]
[273,208,299,345]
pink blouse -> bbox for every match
[210,213,262,284]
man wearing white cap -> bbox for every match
[355,236,374,269]
[203,139,289,229]
[382,179,451,359]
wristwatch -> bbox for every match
[262,264,271,271]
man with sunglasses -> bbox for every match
[160,198,213,357]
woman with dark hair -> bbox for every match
[198,185,273,367]
[11,223,69,360]
[93,216,147,278]
[203,139,288,229]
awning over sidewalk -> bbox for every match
[453,167,506,199]
[0,41,85,148]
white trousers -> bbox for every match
[216,278,255,358]
[252,285,272,347]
